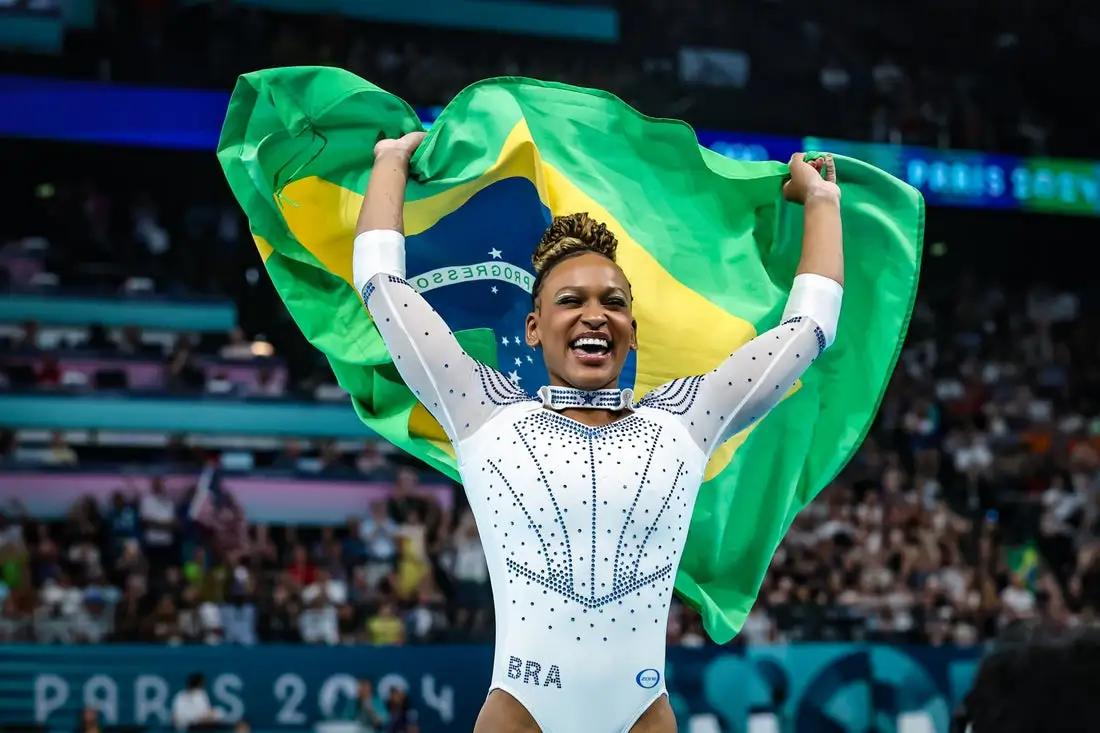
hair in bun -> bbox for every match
[530,213,620,305]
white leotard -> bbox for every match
[354,230,840,732]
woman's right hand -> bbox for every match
[374,131,426,163]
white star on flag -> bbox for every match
[513,336,521,345]
[489,247,503,259]
[491,285,498,294]
[514,357,522,367]
[501,336,509,346]
[526,355,533,363]
[508,370,522,385]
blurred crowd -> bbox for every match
[0,465,491,647]
[0,175,336,397]
[1,0,1099,651]
[2,272,1098,647]
[6,0,1091,156]
[667,275,1100,646]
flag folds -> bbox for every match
[218,67,923,642]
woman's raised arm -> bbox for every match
[640,153,844,456]
[352,133,528,446]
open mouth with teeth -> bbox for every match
[569,335,613,365]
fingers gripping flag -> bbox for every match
[217,67,923,642]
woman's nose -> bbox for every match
[580,312,607,328]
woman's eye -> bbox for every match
[557,296,579,305]
[606,298,626,307]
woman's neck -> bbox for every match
[559,407,627,428]
[546,374,619,391]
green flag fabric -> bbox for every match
[217,66,923,643]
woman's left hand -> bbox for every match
[783,152,841,205]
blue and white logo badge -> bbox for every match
[635,668,661,689]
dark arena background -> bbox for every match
[1,2,1098,732]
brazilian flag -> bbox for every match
[217,67,923,642]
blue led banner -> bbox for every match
[2,75,1098,216]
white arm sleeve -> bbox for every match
[353,230,528,444]
[639,275,842,456]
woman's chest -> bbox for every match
[462,409,704,508]
[458,410,705,601]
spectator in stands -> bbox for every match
[65,532,103,588]
[1000,573,1038,626]
[148,594,182,643]
[299,591,339,645]
[310,525,337,564]
[286,543,317,587]
[76,705,103,733]
[119,325,159,357]
[171,673,223,731]
[220,327,254,360]
[336,678,388,733]
[447,509,489,634]
[355,442,389,478]
[271,439,306,472]
[85,323,113,352]
[0,506,28,589]
[318,439,349,476]
[303,567,347,607]
[386,467,428,524]
[183,545,208,586]
[212,489,249,559]
[341,516,369,568]
[77,584,114,643]
[167,334,206,392]
[43,431,78,466]
[192,476,248,561]
[221,572,258,646]
[30,527,62,586]
[141,477,178,567]
[106,491,140,560]
[394,510,429,601]
[383,686,420,733]
[360,502,399,587]
[175,585,202,643]
[113,573,147,642]
[248,523,279,571]
[366,599,405,645]
[16,320,40,351]
[132,194,171,266]
[165,434,202,468]
[244,365,283,398]
[404,580,449,643]
[320,537,349,585]
[64,495,103,549]
[258,578,301,642]
[196,552,229,608]
[34,570,84,642]
[36,356,62,388]
[0,429,15,465]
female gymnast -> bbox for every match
[353,131,844,732]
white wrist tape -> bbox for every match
[782,273,843,348]
[352,229,406,293]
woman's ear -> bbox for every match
[630,319,638,350]
[525,310,540,348]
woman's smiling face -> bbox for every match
[525,252,637,391]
